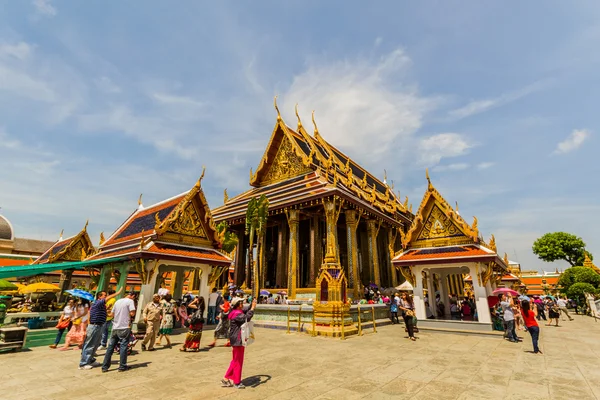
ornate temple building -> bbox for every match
[0,214,54,267]
[85,175,231,329]
[212,102,413,300]
[392,172,509,329]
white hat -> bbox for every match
[231,297,244,308]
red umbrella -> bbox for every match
[492,288,519,297]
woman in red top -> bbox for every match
[521,300,542,354]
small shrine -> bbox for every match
[392,171,509,331]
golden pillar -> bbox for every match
[345,209,362,300]
[367,219,381,287]
[387,227,398,287]
[285,209,300,299]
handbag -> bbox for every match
[241,318,255,347]
[56,318,70,329]
[405,309,415,317]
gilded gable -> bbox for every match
[258,135,311,187]
[157,200,212,246]
[417,204,467,242]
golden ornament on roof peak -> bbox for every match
[295,104,302,130]
[274,95,281,121]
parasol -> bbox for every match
[19,282,61,294]
[259,290,270,296]
[277,290,287,295]
[66,289,95,301]
[395,281,414,292]
[518,295,531,302]
[492,288,519,297]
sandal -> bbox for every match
[179,348,186,352]
[221,379,233,387]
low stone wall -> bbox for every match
[4,312,61,328]
[252,303,392,332]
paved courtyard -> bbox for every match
[2,314,600,400]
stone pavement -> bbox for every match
[1,313,600,400]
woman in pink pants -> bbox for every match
[221,297,256,389]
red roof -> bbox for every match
[32,237,75,264]
[146,244,229,262]
[395,245,490,262]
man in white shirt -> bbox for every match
[101,291,136,373]
[557,297,574,321]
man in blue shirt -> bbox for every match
[79,287,122,370]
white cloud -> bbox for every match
[477,162,495,170]
[32,0,57,17]
[0,128,20,149]
[280,49,439,163]
[432,163,469,172]
[417,132,474,166]
[553,129,590,154]
[151,92,205,108]
[94,76,121,94]
[448,81,547,120]
[0,42,33,60]
[374,37,383,47]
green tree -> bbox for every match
[245,195,269,298]
[567,282,597,303]
[558,266,600,295]
[532,232,589,266]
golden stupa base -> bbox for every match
[308,300,358,337]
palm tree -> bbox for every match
[245,195,269,298]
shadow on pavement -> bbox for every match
[243,374,272,388]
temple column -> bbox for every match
[133,260,159,332]
[116,263,130,299]
[309,216,320,286]
[439,272,450,317]
[96,268,112,293]
[413,266,427,320]
[469,263,492,323]
[427,270,436,318]
[198,266,210,319]
[234,230,245,287]
[276,221,287,288]
[58,270,73,303]
[366,220,381,286]
[386,228,398,288]
[285,209,300,299]
[173,269,186,299]
[345,209,362,300]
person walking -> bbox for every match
[141,294,162,352]
[102,291,136,373]
[59,300,89,350]
[209,295,231,348]
[79,288,122,369]
[534,297,546,321]
[50,298,75,349]
[180,296,205,352]
[521,300,542,354]
[547,299,560,327]
[398,293,416,341]
[221,297,256,389]
[390,293,400,324]
[557,296,574,321]
[157,293,178,348]
[208,288,221,325]
[99,289,117,350]
[500,294,518,343]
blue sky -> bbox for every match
[0,1,598,272]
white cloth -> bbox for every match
[112,298,136,329]
[62,305,74,319]
[208,292,220,306]
[557,299,567,308]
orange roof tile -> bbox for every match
[396,246,489,261]
[146,244,230,262]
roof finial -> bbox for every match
[83,220,89,231]
[196,166,206,187]
[426,168,432,189]
[472,216,478,231]
[224,188,229,204]
[138,193,144,210]
[383,169,387,185]
[274,95,281,121]
[455,201,459,212]
[311,110,320,137]
[295,104,303,130]
[99,232,105,245]
[59,229,64,241]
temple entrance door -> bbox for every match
[298,219,310,288]
[265,225,278,288]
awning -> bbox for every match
[0,257,126,280]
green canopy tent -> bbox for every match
[0,257,125,280]
[0,279,18,290]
